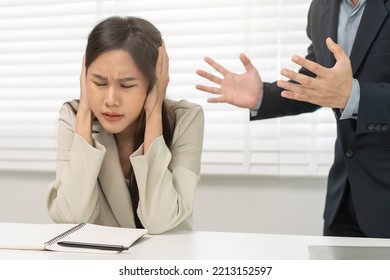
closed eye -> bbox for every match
[93,81,107,87]
[121,84,135,89]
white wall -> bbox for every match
[0,171,326,235]
[193,175,326,235]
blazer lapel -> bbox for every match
[350,0,388,75]
[93,129,135,228]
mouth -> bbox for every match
[102,111,123,121]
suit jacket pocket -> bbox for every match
[369,39,390,54]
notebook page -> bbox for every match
[60,223,148,248]
[0,223,78,250]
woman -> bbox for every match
[47,16,204,234]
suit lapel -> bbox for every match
[350,0,388,74]
[93,128,135,228]
[318,0,340,67]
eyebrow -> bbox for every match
[91,74,138,82]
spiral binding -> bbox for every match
[44,222,86,246]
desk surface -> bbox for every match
[2,230,390,260]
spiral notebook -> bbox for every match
[0,222,147,254]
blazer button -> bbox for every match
[382,124,389,131]
[367,124,375,131]
[346,149,354,158]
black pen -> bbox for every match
[57,241,125,252]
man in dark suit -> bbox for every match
[196,0,390,238]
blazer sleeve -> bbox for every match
[130,104,205,234]
[46,104,106,223]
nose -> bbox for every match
[104,86,119,108]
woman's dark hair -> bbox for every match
[86,16,161,93]
[68,16,176,228]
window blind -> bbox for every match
[0,0,336,176]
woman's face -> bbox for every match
[86,50,148,135]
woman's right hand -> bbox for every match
[76,55,94,145]
[78,55,91,113]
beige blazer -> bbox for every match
[47,99,204,234]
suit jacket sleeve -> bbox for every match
[130,103,204,234]
[356,71,390,135]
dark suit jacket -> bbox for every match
[251,0,390,237]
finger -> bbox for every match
[239,53,256,72]
[81,54,87,76]
[290,55,327,77]
[277,80,313,97]
[195,84,221,95]
[82,54,86,68]
[204,56,228,75]
[156,46,163,74]
[280,68,315,87]
[196,69,223,85]
[326,37,348,62]
[161,40,169,76]
[80,54,87,88]
[156,42,169,84]
[280,90,308,102]
[207,96,227,103]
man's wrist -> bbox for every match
[340,79,360,120]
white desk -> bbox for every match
[2,230,390,260]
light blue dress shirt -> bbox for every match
[251,0,366,120]
[338,0,366,120]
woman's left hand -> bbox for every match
[144,41,169,117]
